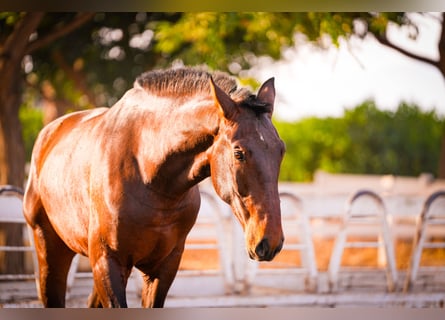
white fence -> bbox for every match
[165,174,445,301]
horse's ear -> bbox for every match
[209,77,237,120]
[257,77,276,116]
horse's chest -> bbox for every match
[105,200,199,260]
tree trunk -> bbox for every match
[0,13,44,274]
[0,70,27,275]
[436,19,445,177]
[437,14,445,179]
[0,68,26,187]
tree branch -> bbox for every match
[26,13,95,54]
[437,13,445,61]
[52,49,97,106]
[1,13,44,69]
[422,12,443,24]
[374,32,440,70]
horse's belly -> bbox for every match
[40,200,90,255]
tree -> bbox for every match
[4,12,445,185]
[274,116,348,181]
[135,12,445,178]
[0,12,94,274]
[289,12,445,178]
[2,11,315,183]
[1,12,95,185]
[274,101,444,181]
[24,13,305,121]
[343,101,444,176]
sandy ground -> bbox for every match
[1,237,444,308]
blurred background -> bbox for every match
[1,12,444,306]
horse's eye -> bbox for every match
[234,149,246,162]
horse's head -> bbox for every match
[208,77,285,261]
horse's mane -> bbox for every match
[135,67,270,114]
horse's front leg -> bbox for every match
[138,247,184,308]
[87,284,103,307]
[89,245,131,308]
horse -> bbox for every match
[23,67,285,308]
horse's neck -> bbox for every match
[132,93,219,196]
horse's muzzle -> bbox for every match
[249,237,284,261]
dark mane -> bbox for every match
[135,67,269,115]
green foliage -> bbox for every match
[0,12,24,25]
[19,103,43,162]
[274,101,445,181]
[9,12,441,178]
[22,12,304,109]
[16,12,412,110]
[153,13,299,70]
[275,117,347,181]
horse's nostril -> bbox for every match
[255,238,270,260]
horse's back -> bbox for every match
[31,108,108,170]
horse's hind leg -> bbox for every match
[31,212,76,307]
[24,170,76,307]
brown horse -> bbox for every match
[23,67,285,307]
